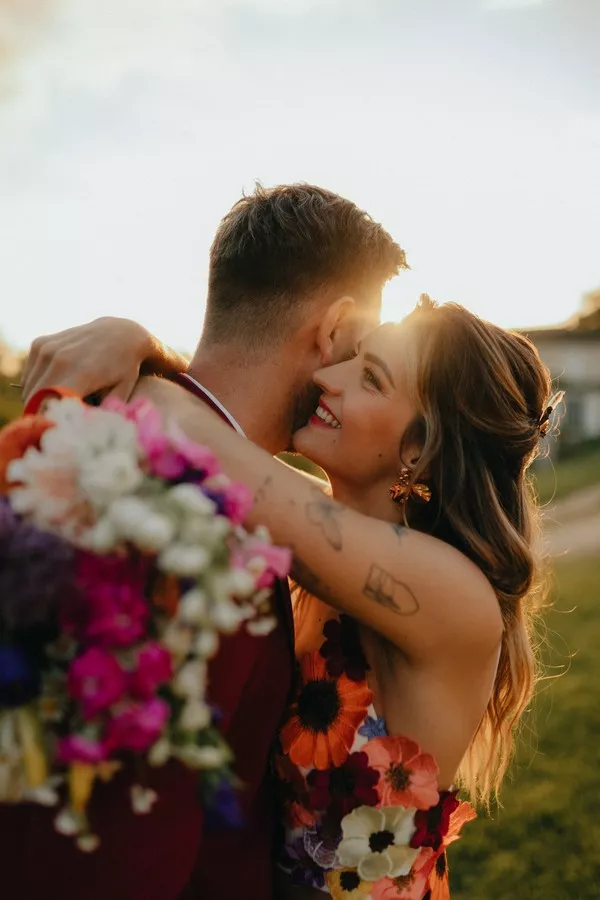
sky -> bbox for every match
[0,0,598,353]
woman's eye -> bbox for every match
[362,366,382,390]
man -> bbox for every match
[14,183,407,899]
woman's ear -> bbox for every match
[315,295,356,367]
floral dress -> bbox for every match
[274,614,476,900]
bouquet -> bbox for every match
[0,391,291,850]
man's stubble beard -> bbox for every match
[285,381,323,452]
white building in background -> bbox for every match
[523,290,600,449]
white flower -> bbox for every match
[167,483,216,517]
[176,744,226,769]
[336,805,419,882]
[226,569,256,600]
[54,807,82,837]
[179,699,212,732]
[246,616,277,637]
[79,450,143,507]
[7,449,81,525]
[178,589,208,625]
[173,660,207,699]
[194,630,219,660]
[109,496,176,551]
[45,400,140,462]
[148,737,172,767]
[179,515,229,547]
[162,622,194,659]
[130,785,158,815]
[209,599,247,634]
[82,516,119,553]
[77,833,100,853]
[159,543,210,577]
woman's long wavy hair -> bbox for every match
[397,296,555,805]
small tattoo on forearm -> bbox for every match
[306,488,346,551]
[292,555,336,605]
[254,475,273,505]
[363,564,419,615]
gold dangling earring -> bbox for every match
[389,467,432,505]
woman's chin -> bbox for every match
[291,423,328,468]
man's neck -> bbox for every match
[187,343,295,455]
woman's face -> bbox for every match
[292,323,418,490]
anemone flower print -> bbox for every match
[365,736,439,810]
[279,651,372,770]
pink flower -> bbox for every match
[371,848,436,900]
[364,736,440,811]
[106,698,170,753]
[129,642,173,699]
[58,734,109,764]
[63,553,149,648]
[233,539,292,588]
[68,646,127,720]
[103,396,220,481]
[168,423,220,478]
[220,482,254,526]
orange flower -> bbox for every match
[371,848,436,900]
[280,650,372,770]
[0,416,54,493]
[364,736,439,810]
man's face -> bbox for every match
[288,300,381,440]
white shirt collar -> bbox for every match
[183,375,247,438]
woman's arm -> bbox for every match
[146,380,503,662]
[22,318,188,404]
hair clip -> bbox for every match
[538,390,565,436]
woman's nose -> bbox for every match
[313,363,344,395]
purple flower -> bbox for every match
[0,497,75,629]
[303,824,341,869]
[358,713,387,740]
[105,698,169,753]
[62,552,149,648]
[280,836,326,889]
[204,777,244,833]
[0,643,40,707]
[68,646,128,720]
[129,643,172,699]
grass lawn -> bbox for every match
[534,444,600,505]
[450,555,600,899]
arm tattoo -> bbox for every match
[254,475,273,505]
[391,523,408,541]
[291,555,337,606]
[363,564,419,615]
[305,487,346,551]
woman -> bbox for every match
[121,296,557,899]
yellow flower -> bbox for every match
[326,868,374,900]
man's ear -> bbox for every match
[315,296,356,367]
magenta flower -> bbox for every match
[105,698,170,753]
[129,642,173,699]
[233,539,291,588]
[58,734,109,764]
[220,482,254,526]
[68,646,127,720]
[63,552,149,648]
[103,396,219,481]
